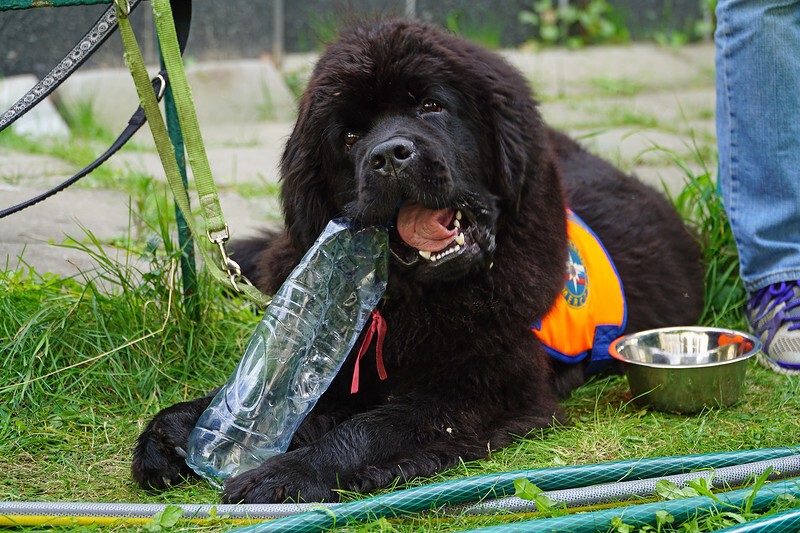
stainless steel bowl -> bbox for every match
[609,327,761,414]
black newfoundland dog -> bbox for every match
[132,19,704,503]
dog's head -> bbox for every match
[280,20,553,283]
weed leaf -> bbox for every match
[656,479,699,500]
[146,505,184,531]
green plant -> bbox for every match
[283,70,308,100]
[0,128,119,182]
[651,0,717,47]
[519,0,629,48]
[653,30,691,48]
[308,12,339,50]
[56,97,114,142]
[143,505,184,531]
[115,172,178,243]
[234,175,281,199]
[354,517,397,532]
[611,510,675,533]
[513,478,563,516]
[669,158,747,329]
[257,81,276,121]
[444,9,504,49]
[610,468,796,533]
[588,77,647,97]
[695,0,717,42]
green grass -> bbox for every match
[0,97,119,184]
[588,77,647,98]
[0,129,118,183]
[1,243,251,505]
[2,160,799,533]
[669,156,746,329]
[57,98,115,143]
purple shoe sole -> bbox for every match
[757,353,800,376]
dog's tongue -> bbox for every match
[396,203,457,252]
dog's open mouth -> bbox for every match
[397,203,463,258]
[389,201,491,277]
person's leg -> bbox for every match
[716,0,800,373]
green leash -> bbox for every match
[114,0,271,307]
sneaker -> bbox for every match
[746,281,800,375]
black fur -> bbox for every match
[132,20,704,502]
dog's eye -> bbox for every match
[421,99,442,113]
[343,131,359,151]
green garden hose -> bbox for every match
[713,507,800,532]
[3,447,799,529]
[456,454,800,515]
[230,446,800,533]
[456,477,800,532]
[0,501,333,527]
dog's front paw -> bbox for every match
[132,397,211,491]
[222,452,338,503]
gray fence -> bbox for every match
[0,0,704,78]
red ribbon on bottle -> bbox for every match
[351,309,388,394]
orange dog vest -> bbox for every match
[531,210,627,373]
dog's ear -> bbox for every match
[279,96,339,252]
[486,85,546,215]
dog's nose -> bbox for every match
[369,137,415,176]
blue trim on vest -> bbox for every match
[543,324,624,374]
[585,324,625,374]
[543,344,590,364]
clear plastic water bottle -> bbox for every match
[185,218,388,487]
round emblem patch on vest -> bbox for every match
[563,240,588,308]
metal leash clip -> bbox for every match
[207,226,243,293]
[153,73,167,100]
[113,0,131,18]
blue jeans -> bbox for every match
[715,0,800,293]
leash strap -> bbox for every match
[0,74,167,219]
[115,0,271,307]
[151,0,224,237]
[0,1,142,133]
[0,0,186,219]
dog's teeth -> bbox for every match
[426,243,466,263]
[454,219,461,229]
[456,210,463,220]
